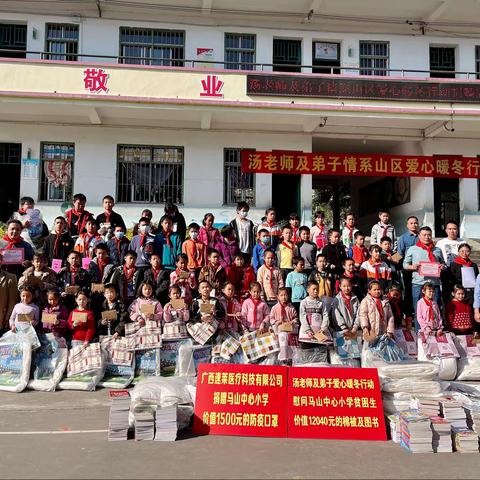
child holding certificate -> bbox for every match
[67,290,95,347]
[128,281,163,327]
[42,289,68,339]
[9,285,39,332]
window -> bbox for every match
[359,41,389,76]
[273,39,302,73]
[117,145,184,204]
[0,24,26,58]
[119,27,184,66]
[312,41,340,74]
[430,47,456,78]
[224,33,256,70]
[223,148,255,205]
[40,142,74,202]
[476,46,480,80]
[45,23,79,61]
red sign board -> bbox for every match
[193,363,288,437]
[288,366,386,441]
[241,150,480,179]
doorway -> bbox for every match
[434,178,459,237]
[272,174,300,222]
[0,143,21,221]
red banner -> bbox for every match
[193,364,288,437]
[288,366,386,441]
[241,150,480,178]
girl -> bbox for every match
[256,250,284,306]
[9,285,40,332]
[226,253,256,301]
[154,216,182,271]
[198,213,221,250]
[445,285,474,335]
[42,289,68,339]
[142,253,170,306]
[286,256,308,312]
[216,225,240,269]
[182,223,206,273]
[199,249,226,293]
[67,290,96,347]
[241,282,270,332]
[309,254,335,303]
[163,285,190,339]
[218,282,243,334]
[387,284,406,329]
[447,243,479,305]
[310,211,328,250]
[97,283,129,338]
[359,280,395,344]
[270,287,298,364]
[331,278,360,337]
[359,245,392,292]
[170,254,198,305]
[128,281,163,327]
[416,282,443,336]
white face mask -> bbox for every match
[190,231,199,240]
[115,231,125,239]
[239,210,248,218]
[140,225,150,234]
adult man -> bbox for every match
[0,251,18,334]
[65,193,94,239]
[96,195,126,234]
[1,219,34,278]
[436,221,464,267]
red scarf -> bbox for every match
[369,259,381,280]
[251,297,261,325]
[291,228,299,243]
[123,265,136,299]
[152,267,161,282]
[67,209,90,235]
[264,265,276,293]
[388,294,402,320]
[345,225,355,242]
[374,297,384,319]
[380,223,390,238]
[97,258,108,278]
[53,233,62,257]
[341,292,353,318]
[416,240,436,262]
[140,233,148,247]
[163,229,173,248]
[279,302,288,322]
[281,241,294,250]
[2,234,23,249]
[454,256,472,267]
[423,296,436,324]
[114,237,122,257]
[69,265,78,285]
[104,210,111,224]
[83,234,94,255]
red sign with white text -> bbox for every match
[287,366,386,440]
[193,363,288,437]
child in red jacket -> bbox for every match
[446,285,474,335]
[67,290,96,347]
[226,253,255,301]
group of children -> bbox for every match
[2,194,479,366]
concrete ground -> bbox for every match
[0,388,478,479]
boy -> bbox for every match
[129,216,155,269]
[198,249,226,293]
[142,253,170,305]
[310,211,328,250]
[276,226,296,281]
[189,280,225,330]
[226,253,255,301]
[229,201,255,259]
[88,243,115,284]
[252,229,270,274]
[43,216,74,267]
[341,212,358,251]
[335,258,364,301]
[0,251,18,334]
[259,208,282,250]
[18,253,57,305]
[97,283,129,337]
[380,236,399,283]
[297,226,317,278]
[110,250,142,305]
[359,245,392,293]
[74,218,102,259]
[57,250,91,310]
[348,231,369,269]
[107,225,130,266]
[309,254,335,304]
[289,213,301,244]
[96,195,126,235]
[370,209,396,247]
[65,193,94,239]
[286,256,308,313]
[257,250,284,306]
[320,228,347,275]
[10,196,49,250]
[182,222,206,273]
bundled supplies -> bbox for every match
[186,320,218,346]
[154,406,177,442]
[239,331,280,363]
[99,336,135,389]
[394,328,418,357]
[108,390,131,441]
[452,428,479,453]
[176,340,212,376]
[133,405,155,441]
[440,399,468,429]
[125,321,162,351]
[399,410,433,453]
[454,336,480,381]
[417,332,458,381]
[430,416,452,453]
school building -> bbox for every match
[1,0,480,237]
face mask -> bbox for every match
[115,231,125,239]
[190,232,199,240]
[239,211,248,218]
[140,225,150,234]
[261,237,270,245]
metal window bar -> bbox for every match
[0,24,27,49]
[476,46,480,80]
[225,33,256,70]
[0,143,21,165]
[45,24,79,61]
[117,145,183,204]
[223,148,255,206]
[359,41,389,76]
[40,142,74,202]
[430,47,456,79]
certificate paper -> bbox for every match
[1,248,25,265]
[418,261,441,278]
[461,266,477,289]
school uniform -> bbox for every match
[370,222,396,247]
[107,236,130,266]
[65,209,94,238]
[142,267,171,305]
[341,226,358,251]
[96,211,126,231]
[43,231,74,266]
[276,241,296,281]
[96,298,129,337]
[74,233,103,258]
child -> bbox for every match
[170,253,198,305]
[162,285,190,338]
[42,289,68,339]
[110,251,142,305]
[336,258,364,301]
[132,209,156,236]
[286,256,308,312]
[259,208,282,250]
[182,223,206,273]
[341,212,358,252]
[370,209,396,248]
[387,284,406,329]
[240,281,270,332]
[154,216,182,271]
[198,213,221,250]
[88,243,115,284]
[65,193,94,239]
[447,243,479,305]
[359,280,395,344]
[320,228,347,275]
[129,217,155,268]
[308,254,335,301]
[359,245,392,292]
[218,282,244,334]
[128,281,163,327]
[229,201,255,260]
[10,196,49,250]
[216,226,240,269]
[142,253,170,305]
[9,285,40,332]
[18,253,57,305]
[256,250,284,306]
[226,253,255,301]
[380,236,399,282]
[276,226,296,281]
[189,280,225,333]
[199,249,226,293]
[57,251,92,310]
[270,287,299,364]
[96,195,126,237]
[289,213,301,244]
[74,219,102,259]
[107,225,130,267]
[310,211,328,250]
[67,290,95,347]
[252,229,270,273]
[416,282,443,336]
[445,285,474,335]
[297,226,317,278]
[348,231,369,269]
[43,216,74,267]
[97,283,129,337]
[331,278,360,337]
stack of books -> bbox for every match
[417,398,441,418]
[134,406,155,441]
[465,406,480,433]
[452,427,480,453]
[440,400,468,429]
[107,390,130,442]
[154,406,177,442]
[400,410,433,453]
[430,416,452,453]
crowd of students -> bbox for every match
[1,193,480,365]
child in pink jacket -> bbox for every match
[241,281,270,332]
[416,282,443,336]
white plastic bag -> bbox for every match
[417,338,457,381]
[0,341,31,393]
[292,346,328,366]
[1,325,40,350]
[176,340,212,376]
[329,348,361,368]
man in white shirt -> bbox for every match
[435,221,463,267]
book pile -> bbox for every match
[452,427,479,453]
[108,390,130,441]
[154,406,177,442]
[388,413,401,443]
[430,416,452,453]
[440,400,468,429]
[400,410,433,453]
[134,406,155,441]
[465,406,480,433]
[417,398,441,418]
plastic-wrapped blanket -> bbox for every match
[160,340,184,377]
[453,335,480,381]
[382,392,416,415]
[176,340,212,376]
[368,335,407,363]
[376,361,439,381]
[135,348,162,380]
[381,377,443,395]
[99,336,134,389]
[329,349,360,368]
[417,338,457,381]
[292,346,328,366]
[28,334,68,392]
[0,341,31,393]
[1,325,40,350]
[394,328,418,357]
